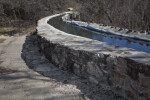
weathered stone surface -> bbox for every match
[35,64,51,71]
[89,76,99,84]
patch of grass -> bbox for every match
[21,26,36,35]
[0,27,18,36]
[0,25,36,36]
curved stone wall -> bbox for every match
[62,13,150,45]
[37,12,150,100]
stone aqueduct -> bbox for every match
[37,12,150,100]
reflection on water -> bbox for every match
[48,16,150,53]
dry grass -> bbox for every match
[20,26,36,35]
[0,60,3,64]
[0,25,36,36]
[0,27,18,36]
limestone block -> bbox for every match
[86,61,103,79]
[73,63,81,75]
[89,76,99,84]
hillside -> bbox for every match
[0,0,150,31]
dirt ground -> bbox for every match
[0,34,124,100]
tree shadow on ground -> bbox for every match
[21,34,125,100]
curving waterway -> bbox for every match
[48,16,150,53]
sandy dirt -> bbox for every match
[0,34,124,100]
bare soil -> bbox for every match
[0,39,5,43]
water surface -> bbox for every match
[48,16,150,53]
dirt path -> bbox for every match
[0,35,124,100]
[0,35,85,100]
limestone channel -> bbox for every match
[37,12,150,100]
[49,16,150,54]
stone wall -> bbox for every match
[37,12,150,100]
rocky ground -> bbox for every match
[0,34,125,100]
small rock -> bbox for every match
[126,30,133,34]
[89,76,99,84]
[140,30,146,34]
[118,28,123,31]
[67,8,75,11]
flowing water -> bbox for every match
[48,16,150,53]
